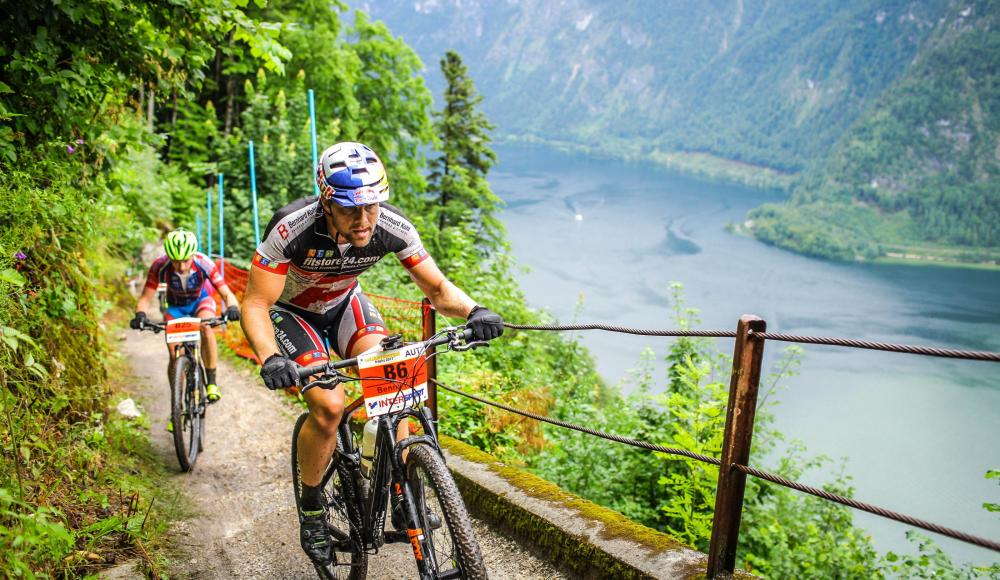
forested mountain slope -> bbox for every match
[353,0,999,263]
[353,0,948,172]
[749,0,1000,261]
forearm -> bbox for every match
[426,279,476,320]
[220,288,239,308]
[242,300,280,361]
[135,289,155,314]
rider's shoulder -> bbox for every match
[377,202,419,238]
[150,254,170,269]
[263,196,321,240]
[191,252,214,268]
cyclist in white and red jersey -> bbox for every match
[131,229,241,409]
[240,142,504,564]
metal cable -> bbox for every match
[732,464,1000,553]
[752,332,1000,362]
[502,322,1000,362]
[433,379,999,553]
[503,322,736,338]
[433,380,722,466]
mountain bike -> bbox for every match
[292,326,489,580]
[138,315,228,472]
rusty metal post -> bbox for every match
[421,298,438,422]
[707,315,766,578]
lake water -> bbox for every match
[489,142,1000,566]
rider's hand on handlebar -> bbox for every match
[225,305,241,322]
[467,306,504,341]
[130,311,147,330]
[261,354,300,390]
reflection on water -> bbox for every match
[491,142,1000,566]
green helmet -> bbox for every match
[164,229,198,261]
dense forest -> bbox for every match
[350,0,1000,264]
[0,0,996,577]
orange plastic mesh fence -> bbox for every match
[213,259,427,365]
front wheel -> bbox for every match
[405,444,487,579]
[170,355,201,472]
[291,412,368,580]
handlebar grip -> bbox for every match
[297,364,326,380]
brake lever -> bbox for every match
[302,372,345,392]
[452,339,489,352]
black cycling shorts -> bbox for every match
[269,285,388,365]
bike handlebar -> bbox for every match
[296,327,475,381]
[138,316,230,334]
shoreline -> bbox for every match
[496,133,795,192]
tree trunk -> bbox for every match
[147,87,155,132]
[224,75,236,136]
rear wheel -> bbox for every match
[170,355,200,472]
[291,412,368,580]
[405,444,487,579]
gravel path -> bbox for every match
[120,326,568,579]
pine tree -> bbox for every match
[427,50,504,265]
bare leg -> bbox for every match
[297,381,345,486]
[198,309,218,370]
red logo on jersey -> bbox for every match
[278,224,289,240]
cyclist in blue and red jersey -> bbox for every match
[131,229,241,407]
[240,142,504,565]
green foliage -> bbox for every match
[426,50,504,267]
[0,0,290,162]
[0,488,74,577]
[884,531,1000,579]
[750,1,1000,261]
[527,284,890,576]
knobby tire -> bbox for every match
[405,444,487,580]
[170,355,200,472]
[292,412,368,580]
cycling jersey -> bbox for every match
[144,252,228,309]
[165,286,218,320]
[252,197,430,315]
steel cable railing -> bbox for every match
[503,322,1000,362]
[432,379,721,466]
[433,379,1000,554]
[731,464,1000,552]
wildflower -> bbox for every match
[76,139,84,144]
[67,145,75,154]
[15,252,26,261]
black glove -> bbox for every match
[261,354,299,390]
[225,305,241,322]
[467,306,504,342]
[130,311,147,330]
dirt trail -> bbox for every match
[120,327,565,579]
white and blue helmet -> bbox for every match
[316,142,390,207]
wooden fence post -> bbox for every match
[707,314,766,577]
[421,298,438,422]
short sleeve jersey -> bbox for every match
[252,197,430,314]
[144,252,227,306]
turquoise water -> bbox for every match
[490,142,1000,566]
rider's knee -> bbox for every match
[309,399,344,436]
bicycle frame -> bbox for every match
[305,328,479,576]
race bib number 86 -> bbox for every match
[357,345,428,417]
